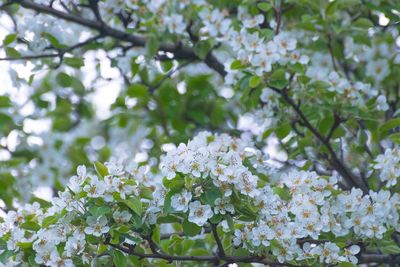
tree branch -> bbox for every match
[325,113,345,142]
[160,227,212,240]
[268,86,367,192]
[327,32,338,72]
[359,253,400,264]
[149,60,194,94]
[210,223,226,257]
[105,239,304,267]
[0,34,102,63]
[9,0,226,76]
[274,0,283,34]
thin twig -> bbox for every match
[274,0,283,34]
[210,223,226,257]
[268,85,367,192]
[9,0,226,76]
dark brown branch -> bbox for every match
[325,113,345,142]
[210,223,226,257]
[0,53,59,61]
[268,85,367,192]
[356,121,373,159]
[105,240,304,267]
[88,0,104,25]
[0,34,102,62]
[327,32,338,72]
[160,227,212,240]
[149,60,194,94]
[359,253,400,264]
[10,0,226,76]
[105,231,397,266]
[274,1,282,34]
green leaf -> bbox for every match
[353,18,374,28]
[389,132,400,144]
[5,47,20,58]
[94,161,108,177]
[161,61,174,72]
[157,214,182,224]
[379,118,400,139]
[379,239,400,254]
[31,197,51,208]
[0,96,11,108]
[275,123,291,139]
[257,2,272,12]
[273,186,291,201]
[123,197,142,215]
[194,40,213,60]
[152,225,160,244]
[332,125,346,139]
[146,35,160,58]
[338,262,356,267]
[17,242,32,249]
[230,60,245,70]
[163,176,185,192]
[0,250,13,263]
[52,116,72,132]
[131,61,139,78]
[318,115,334,137]
[89,206,111,217]
[127,84,148,98]
[56,72,73,87]
[168,235,183,254]
[382,244,400,254]
[336,0,361,8]
[20,221,40,231]
[140,186,153,200]
[43,32,65,49]
[110,229,121,244]
[249,76,261,88]
[28,74,35,86]
[3,34,17,46]
[226,214,235,231]
[309,80,330,90]
[289,63,306,74]
[201,185,222,206]
[182,218,201,236]
[64,57,85,68]
[41,215,58,228]
[112,250,127,267]
[268,69,288,89]
[71,78,85,95]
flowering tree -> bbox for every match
[1,0,400,266]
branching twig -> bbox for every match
[268,85,367,192]
[149,60,193,93]
[327,32,338,72]
[7,0,226,76]
[105,239,304,266]
[325,113,345,142]
[210,223,226,257]
[274,0,283,34]
[0,34,102,65]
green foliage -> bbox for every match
[1,0,400,266]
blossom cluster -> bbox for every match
[344,37,396,82]
[2,119,149,202]
[373,147,400,187]
[233,170,400,263]
[1,132,399,266]
[0,161,153,266]
[306,54,389,111]
[17,13,85,53]
[161,131,269,199]
[2,1,400,266]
